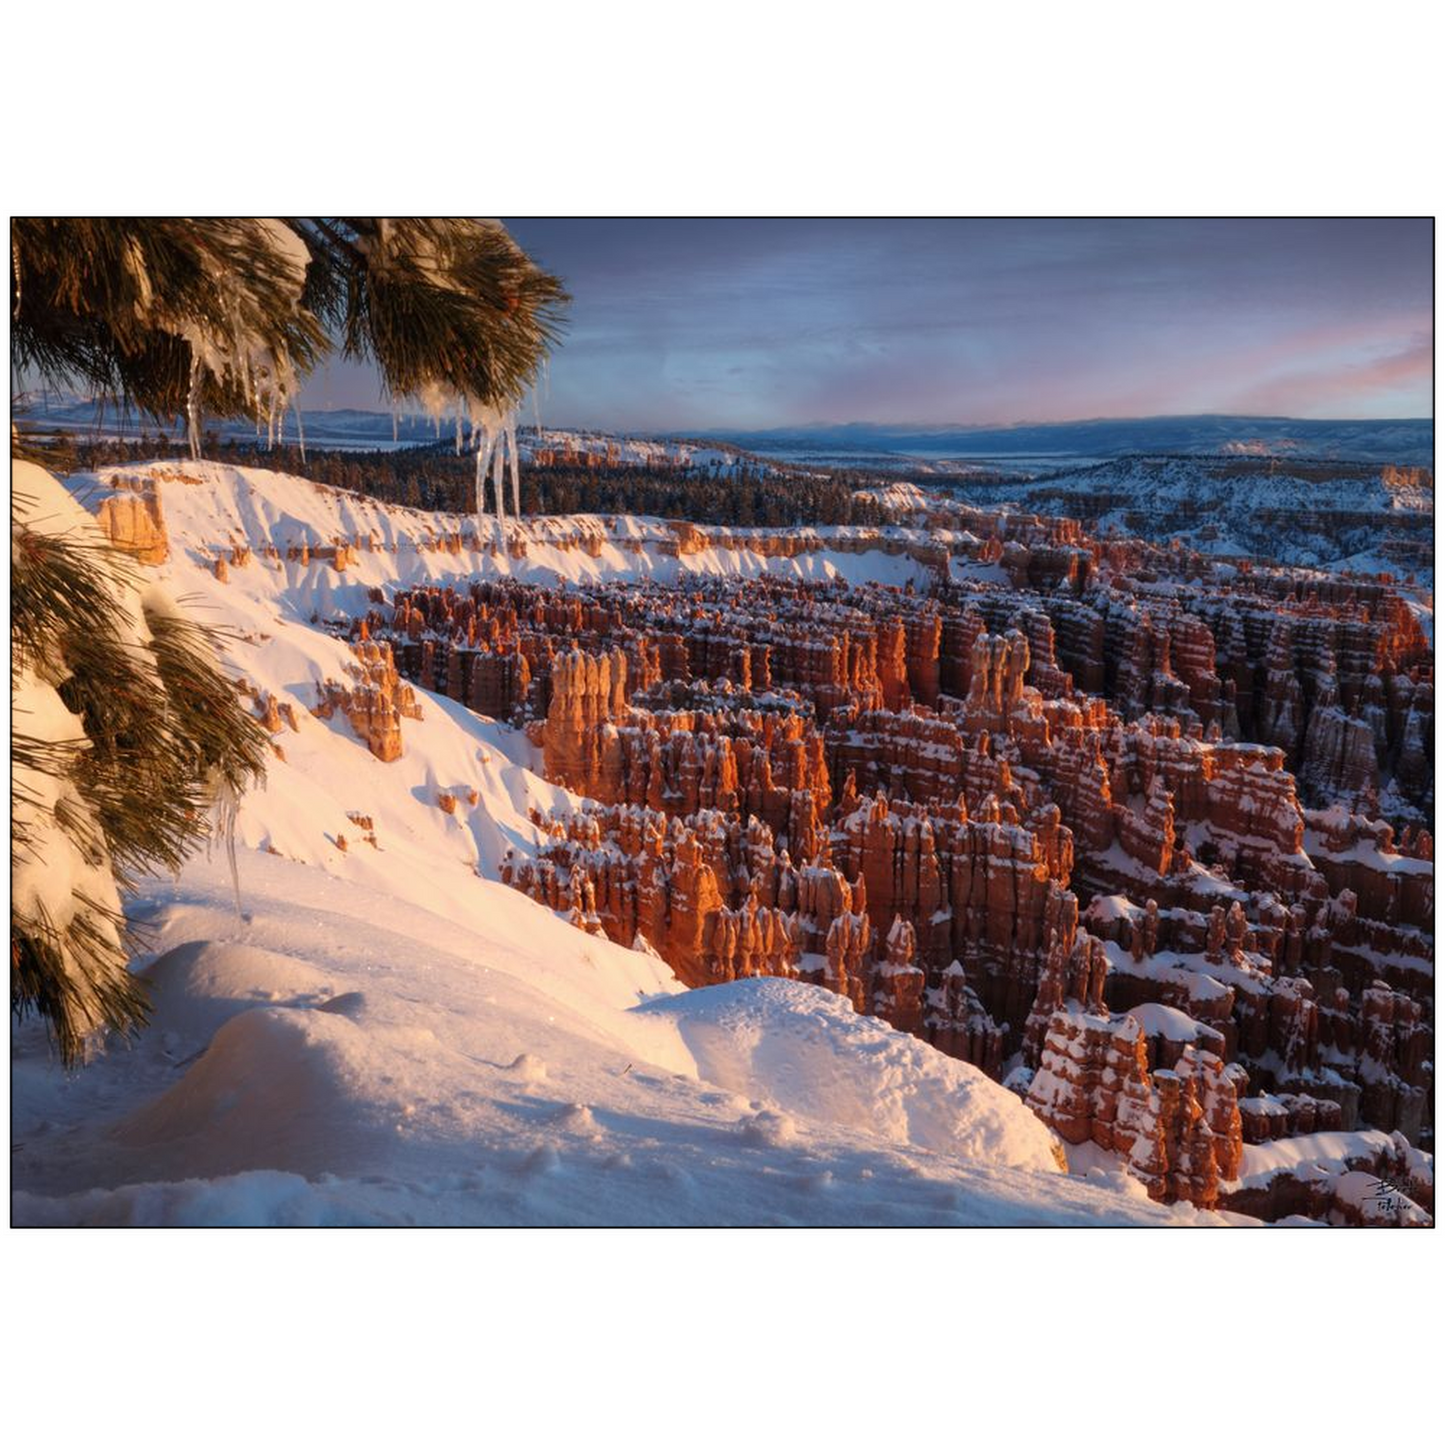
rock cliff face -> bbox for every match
[312,640,423,762]
[1025,1006,1241,1208]
[313,488,1433,1221]
[96,490,169,565]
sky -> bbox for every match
[298,219,1433,431]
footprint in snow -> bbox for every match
[316,991,367,1018]
[738,1110,798,1148]
[553,1103,601,1137]
[520,1143,561,1176]
[507,1053,547,1083]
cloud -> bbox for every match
[1223,332,1433,418]
[301,220,1434,428]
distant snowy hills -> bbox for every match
[706,416,1435,469]
[935,453,1433,587]
[18,397,1432,470]
[14,395,750,468]
[16,395,425,451]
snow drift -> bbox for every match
[641,979,1064,1172]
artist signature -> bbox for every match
[1366,1178,1407,1213]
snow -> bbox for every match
[639,978,1062,1170]
[12,851,1218,1225]
[1089,893,1140,923]
[1302,831,1435,876]
[1229,1129,1400,1190]
[1403,592,1433,644]
[10,670,104,927]
[1125,1002,1223,1046]
[917,452,1435,587]
[13,458,1232,1225]
[1100,938,1263,1002]
[66,460,936,596]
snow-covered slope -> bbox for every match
[82,457,935,594]
[14,459,1227,1224]
[48,460,932,895]
[15,852,1218,1225]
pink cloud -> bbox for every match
[1225,333,1433,417]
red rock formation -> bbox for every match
[312,640,422,762]
[871,917,925,1033]
[1237,1091,1345,1144]
[334,513,1435,1209]
[257,693,283,734]
[539,647,630,793]
[1026,1007,1241,1206]
[96,491,168,565]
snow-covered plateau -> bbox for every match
[11,460,1233,1225]
[930,454,1434,591]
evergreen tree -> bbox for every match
[11,462,268,1063]
[10,218,566,1062]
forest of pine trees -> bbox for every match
[38,434,897,530]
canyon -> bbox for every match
[85,460,1435,1224]
[308,491,1433,1222]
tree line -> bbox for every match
[41,433,896,529]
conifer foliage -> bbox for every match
[12,218,568,448]
[11,463,269,1063]
[11,218,567,1063]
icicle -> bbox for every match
[207,772,247,922]
[393,411,399,444]
[473,418,501,530]
[455,405,465,456]
[292,400,306,464]
[493,435,506,529]
[506,416,521,519]
[186,352,203,460]
[238,349,254,425]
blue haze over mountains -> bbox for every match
[16,396,1433,468]
[698,416,1434,468]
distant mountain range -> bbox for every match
[16,397,1433,468]
[15,396,441,451]
[699,416,1434,467]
